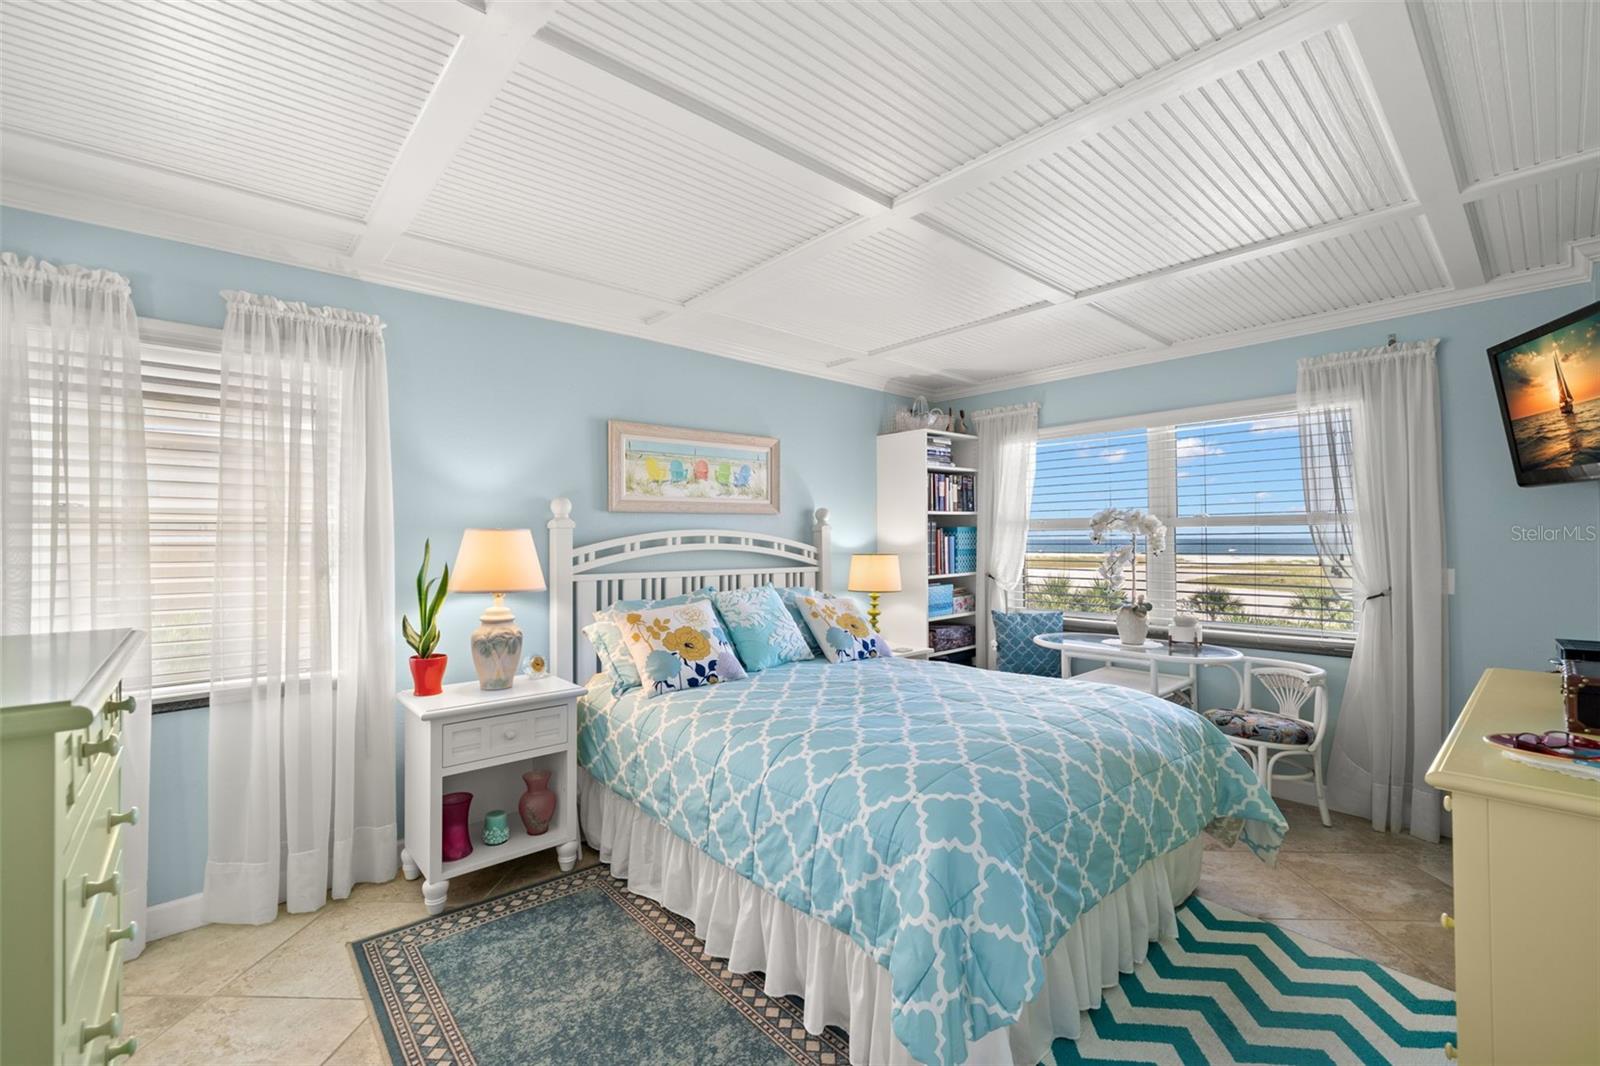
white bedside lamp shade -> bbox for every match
[452,528,544,690]
[847,553,902,593]
[451,528,545,595]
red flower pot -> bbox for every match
[410,654,447,696]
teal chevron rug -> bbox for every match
[352,868,1454,1066]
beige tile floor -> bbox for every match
[125,799,1455,1064]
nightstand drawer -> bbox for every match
[440,705,568,767]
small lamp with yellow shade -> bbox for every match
[452,528,546,690]
[847,553,902,633]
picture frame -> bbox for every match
[607,420,780,514]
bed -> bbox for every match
[546,501,1286,1066]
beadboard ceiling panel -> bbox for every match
[1472,161,1600,277]
[406,62,859,302]
[1415,0,1600,184]
[880,303,1151,377]
[1092,215,1450,343]
[4,0,1599,399]
[0,0,456,220]
[545,0,1292,197]
[924,28,1407,293]
[713,225,1058,353]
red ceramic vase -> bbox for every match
[410,654,447,696]
[441,791,473,862]
[518,770,557,836]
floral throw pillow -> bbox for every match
[617,600,748,696]
[797,594,893,663]
[589,589,715,694]
[712,585,814,672]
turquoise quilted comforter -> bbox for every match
[578,657,1285,1065]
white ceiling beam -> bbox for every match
[672,0,1355,318]
[1459,146,1600,203]
[1343,6,1486,290]
[351,1,555,267]
[529,29,891,219]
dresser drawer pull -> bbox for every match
[107,919,138,947]
[81,733,123,760]
[1443,1041,1457,1060]
[1440,912,1454,930]
[105,1037,138,1062]
[104,694,137,716]
[79,1012,121,1050]
[83,871,121,903]
[1441,793,1452,812]
[108,805,140,831]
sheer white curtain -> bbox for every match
[1,253,154,956]
[973,403,1039,668]
[1298,340,1447,841]
[202,291,397,923]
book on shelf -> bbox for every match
[927,471,974,512]
[926,434,954,465]
[926,523,977,576]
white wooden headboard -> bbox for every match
[546,497,831,685]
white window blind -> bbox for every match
[142,340,222,696]
[1024,408,1355,638]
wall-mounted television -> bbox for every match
[1487,299,1600,486]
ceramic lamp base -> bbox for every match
[470,597,523,690]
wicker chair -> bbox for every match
[1199,656,1330,826]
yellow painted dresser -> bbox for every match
[1426,668,1600,1065]
[2,630,146,1065]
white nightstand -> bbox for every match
[399,674,585,914]
[894,646,934,660]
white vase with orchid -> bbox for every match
[1088,506,1168,646]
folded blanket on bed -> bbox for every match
[578,657,1285,1066]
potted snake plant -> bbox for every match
[404,540,450,695]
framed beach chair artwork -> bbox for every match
[608,420,779,514]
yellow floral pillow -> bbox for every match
[797,594,893,663]
[617,600,747,696]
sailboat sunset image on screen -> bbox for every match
[1488,300,1600,486]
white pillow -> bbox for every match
[616,599,747,696]
[796,594,894,663]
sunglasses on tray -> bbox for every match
[1508,731,1600,758]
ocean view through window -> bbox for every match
[1023,404,1355,640]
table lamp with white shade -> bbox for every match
[847,553,902,632]
[452,528,546,690]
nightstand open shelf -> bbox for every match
[437,749,572,880]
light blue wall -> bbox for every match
[953,275,1600,748]
[2,208,898,904]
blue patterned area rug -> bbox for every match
[352,868,1455,1066]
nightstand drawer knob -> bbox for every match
[107,920,138,947]
[79,1012,121,1049]
[1440,912,1455,930]
[106,1036,138,1062]
[503,728,518,740]
[1444,1041,1457,1060]
[108,806,140,830]
[83,871,121,903]
[82,733,122,760]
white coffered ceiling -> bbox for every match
[3,0,1597,398]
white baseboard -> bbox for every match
[146,892,205,941]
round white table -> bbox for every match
[1031,632,1245,707]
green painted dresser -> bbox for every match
[2,629,145,1065]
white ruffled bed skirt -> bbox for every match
[578,769,1203,1066]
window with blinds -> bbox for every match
[1023,409,1355,639]
[142,340,223,697]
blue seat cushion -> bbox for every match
[991,610,1064,677]
[1202,708,1315,745]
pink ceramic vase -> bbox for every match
[518,770,557,836]
[441,791,473,862]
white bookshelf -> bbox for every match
[875,429,984,664]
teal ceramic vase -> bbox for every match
[483,809,510,846]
